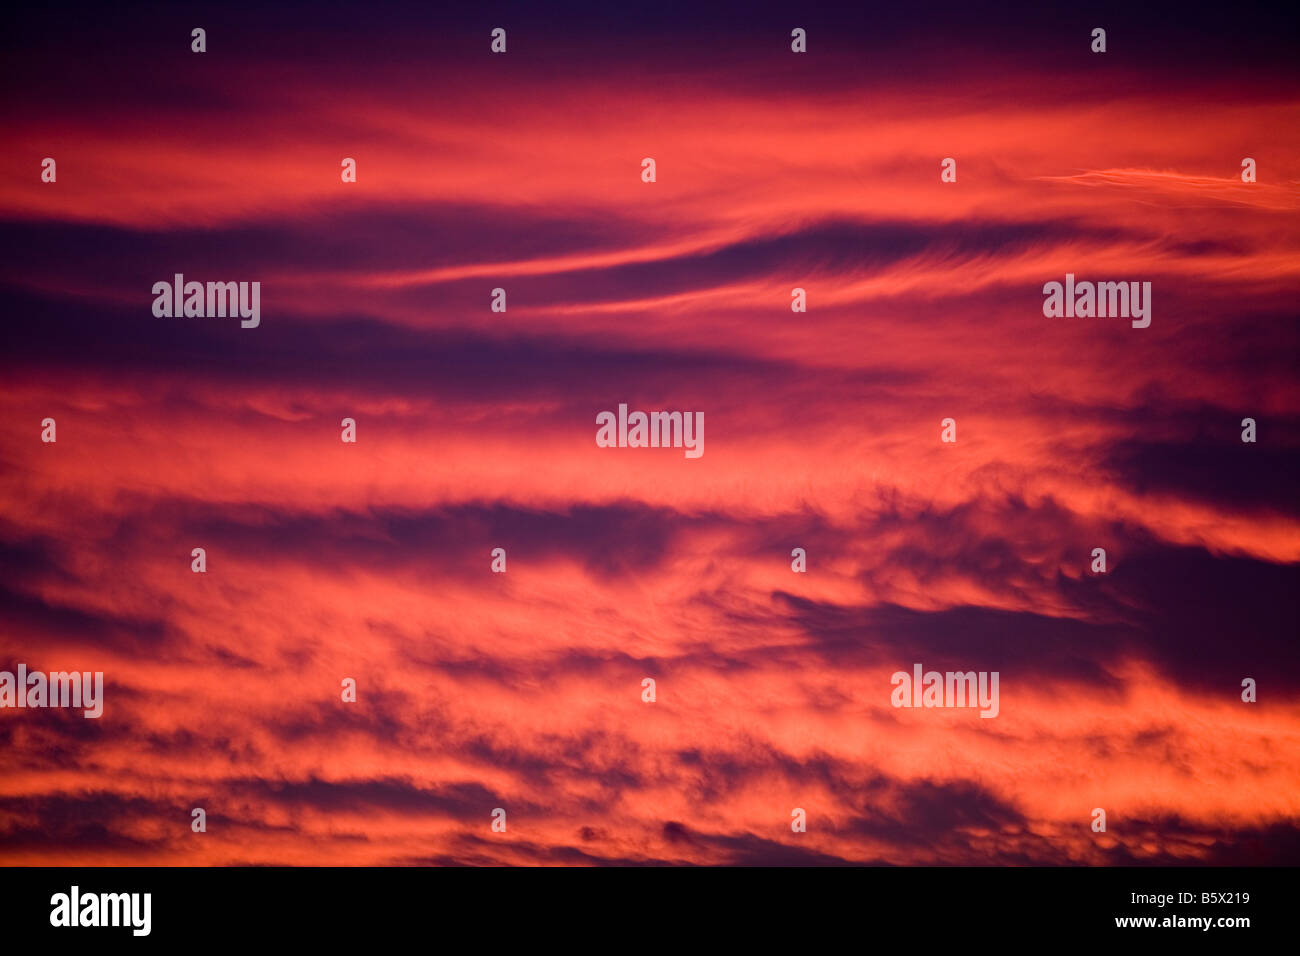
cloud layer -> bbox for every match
[1,0,1297,865]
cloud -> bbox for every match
[2,0,1297,868]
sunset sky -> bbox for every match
[1,1,1298,865]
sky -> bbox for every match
[0,1,1298,865]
